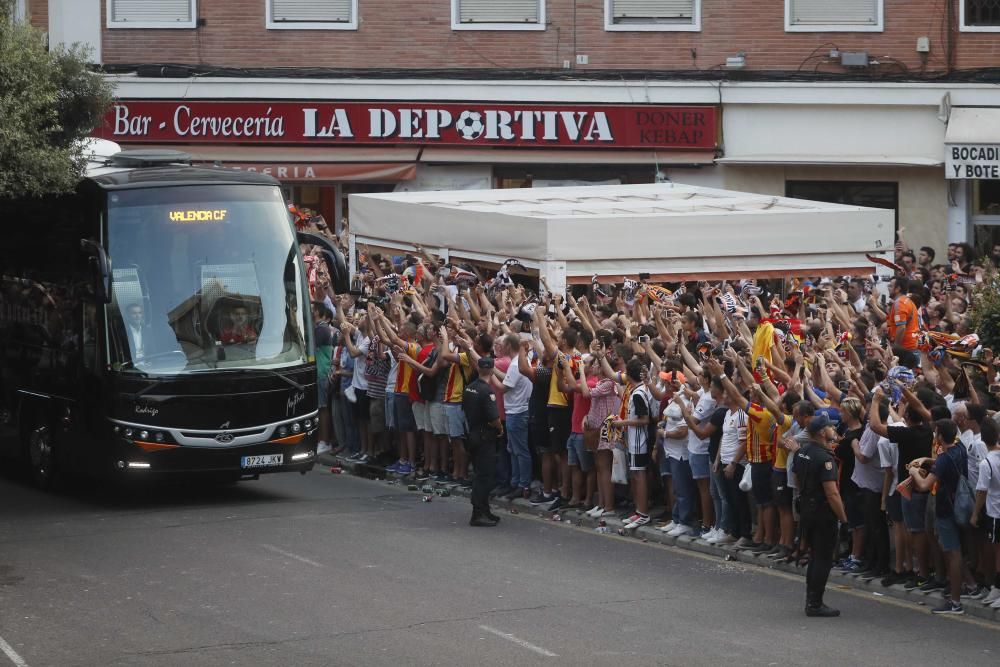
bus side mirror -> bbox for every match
[80,239,112,304]
[296,232,349,295]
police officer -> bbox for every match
[463,357,504,527]
[792,413,848,617]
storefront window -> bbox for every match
[785,180,898,226]
[972,179,1000,216]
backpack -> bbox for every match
[417,349,439,402]
[948,448,975,527]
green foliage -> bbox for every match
[0,2,113,198]
[970,264,1000,351]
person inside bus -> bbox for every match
[124,302,146,359]
[220,303,258,345]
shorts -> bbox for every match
[352,388,370,421]
[628,450,650,472]
[443,403,466,439]
[384,393,396,431]
[841,483,865,529]
[689,453,710,480]
[566,433,593,472]
[771,469,793,508]
[902,492,929,533]
[987,516,1000,545]
[539,407,571,455]
[749,462,774,507]
[369,394,386,435]
[412,400,432,433]
[529,414,548,453]
[886,492,903,523]
[429,401,449,437]
[393,392,416,432]
[318,376,330,407]
[936,516,961,552]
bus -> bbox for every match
[0,149,348,487]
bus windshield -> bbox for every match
[106,184,311,375]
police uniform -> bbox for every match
[791,416,840,615]
[462,359,502,525]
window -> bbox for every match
[786,180,898,227]
[605,0,700,31]
[107,0,197,28]
[451,0,545,30]
[785,0,882,32]
[266,0,358,30]
[962,0,1000,31]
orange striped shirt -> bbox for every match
[443,352,471,404]
[393,342,420,394]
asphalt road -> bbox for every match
[1,466,998,667]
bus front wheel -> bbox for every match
[27,425,59,490]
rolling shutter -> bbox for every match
[271,0,352,22]
[110,0,193,23]
[458,0,540,24]
[611,0,695,21]
[789,0,879,25]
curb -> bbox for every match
[318,453,1000,623]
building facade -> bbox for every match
[27,0,1000,256]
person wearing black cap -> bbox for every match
[792,412,849,617]
[463,357,504,526]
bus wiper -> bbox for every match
[218,367,304,391]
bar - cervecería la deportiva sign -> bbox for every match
[97,101,717,150]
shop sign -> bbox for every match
[946,144,1000,179]
[96,101,717,150]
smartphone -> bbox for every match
[638,334,650,343]
[722,339,730,351]
[838,380,852,391]
[671,370,677,383]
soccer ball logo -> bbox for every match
[455,111,485,140]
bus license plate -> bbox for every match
[241,454,283,468]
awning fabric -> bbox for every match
[221,162,416,182]
[133,145,421,163]
[716,155,943,167]
[945,108,1000,144]
[420,148,714,165]
[348,182,894,285]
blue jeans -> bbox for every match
[342,395,360,454]
[710,465,729,533]
[669,457,695,527]
[506,412,531,490]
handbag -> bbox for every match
[611,446,629,485]
[738,463,753,492]
[582,425,600,452]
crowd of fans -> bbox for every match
[300,213,1000,617]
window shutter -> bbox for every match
[458,0,540,23]
[612,0,695,21]
[271,0,352,22]
[790,0,879,25]
[110,0,193,23]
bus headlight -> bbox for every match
[291,422,302,434]
[154,432,165,443]
[277,425,289,437]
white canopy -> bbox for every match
[348,183,894,293]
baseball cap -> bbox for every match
[807,413,831,434]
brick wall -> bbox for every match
[91,1,1000,73]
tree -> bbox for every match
[0,1,113,199]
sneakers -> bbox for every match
[415,470,431,481]
[992,595,1000,610]
[844,559,868,575]
[546,496,566,512]
[881,571,909,588]
[931,599,964,615]
[385,460,403,473]
[918,579,946,593]
[397,462,413,475]
[529,491,555,506]
[749,542,775,555]
[837,556,862,571]
[960,584,988,600]
[585,505,603,518]
[982,586,1000,606]
[316,441,332,455]
[903,576,927,592]
[733,537,755,549]
[712,533,737,545]
[660,521,678,533]
[624,513,651,529]
[667,524,694,537]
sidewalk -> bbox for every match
[318,453,1000,623]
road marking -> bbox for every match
[0,634,29,667]
[478,625,558,657]
[259,543,322,567]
